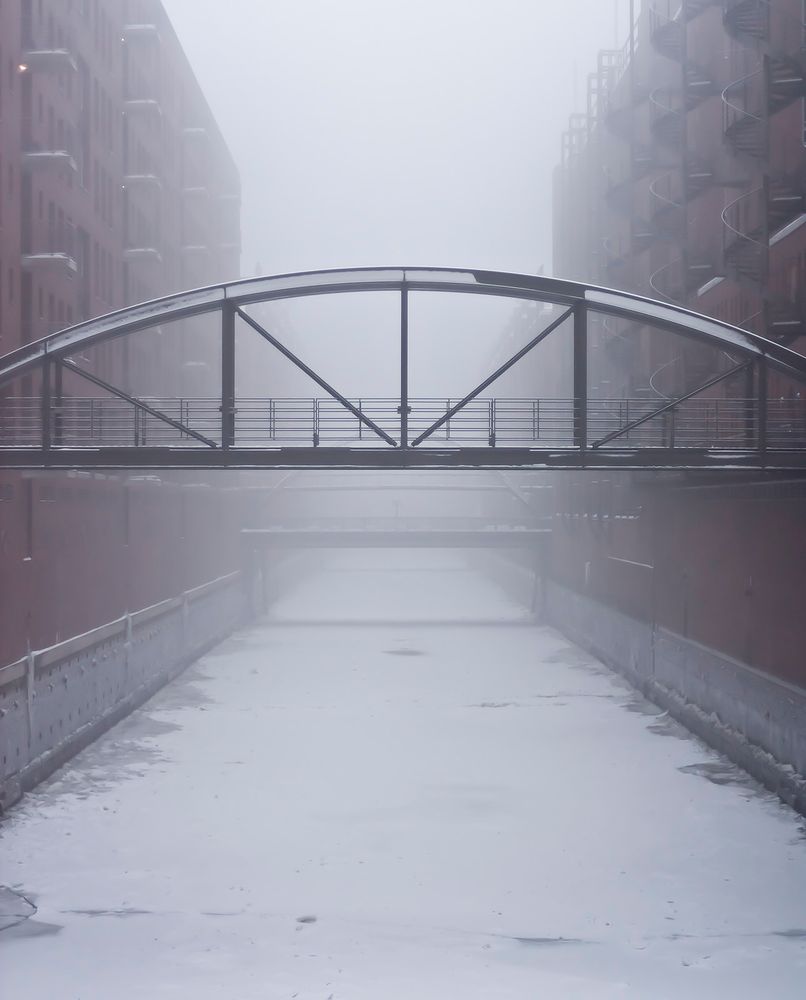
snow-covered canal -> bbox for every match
[2,551,806,998]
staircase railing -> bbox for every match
[721,184,768,284]
[649,256,686,304]
[721,66,765,157]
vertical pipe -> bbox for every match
[41,357,51,454]
[53,357,63,446]
[400,283,409,448]
[757,356,768,462]
[628,0,637,265]
[744,363,756,448]
[573,304,588,451]
[680,0,690,308]
[221,303,236,448]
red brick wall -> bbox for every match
[548,476,806,688]
[0,472,242,666]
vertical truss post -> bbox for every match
[53,357,63,446]
[400,282,409,448]
[743,363,756,449]
[41,356,52,454]
[573,303,588,451]
[757,355,767,462]
[221,302,236,448]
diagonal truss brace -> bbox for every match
[61,359,218,448]
[411,306,575,447]
[236,307,398,448]
[592,359,753,448]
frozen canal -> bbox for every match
[2,551,806,998]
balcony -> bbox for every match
[649,172,686,240]
[124,99,162,117]
[20,49,77,74]
[650,89,684,148]
[721,178,806,288]
[125,247,163,264]
[768,55,806,115]
[724,0,770,43]
[723,56,806,159]
[123,174,163,191]
[769,178,806,237]
[123,24,161,43]
[22,150,78,175]
[722,187,767,286]
[769,295,806,345]
[686,157,715,201]
[650,0,723,62]
[22,253,78,276]
[649,2,685,63]
[649,255,715,304]
[685,65,717,110]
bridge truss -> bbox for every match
[1,267,806,471]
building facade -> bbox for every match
[0,0,243,666]
[0,0,241,390]
[544,1,806,697]
[554,0,806,398]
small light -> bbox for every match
[18,63,29,73]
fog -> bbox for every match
[8,5,806,995]
[163,0,627,277]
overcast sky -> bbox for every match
[163,0,628,280]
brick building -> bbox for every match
[543,1,806,698]
[553,0,806,398]
[0,0,241,389]
[0,0,243,666]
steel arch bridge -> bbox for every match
[1,266,806,472]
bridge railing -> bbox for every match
[3,395,805,451]
[2,268,806,469]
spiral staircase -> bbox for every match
[720,1,806,345]
[646,2,722,307]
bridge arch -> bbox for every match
[1,267,805,470]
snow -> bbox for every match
[2,550,806,998]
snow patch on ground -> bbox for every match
[1,550,805,997]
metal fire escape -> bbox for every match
[647,1,721,309]
[721,0,806,344]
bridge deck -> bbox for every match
[4,445,806,471]
[242,527,550,548]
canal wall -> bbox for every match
[0,571,248,813]
[544,580,806,816]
